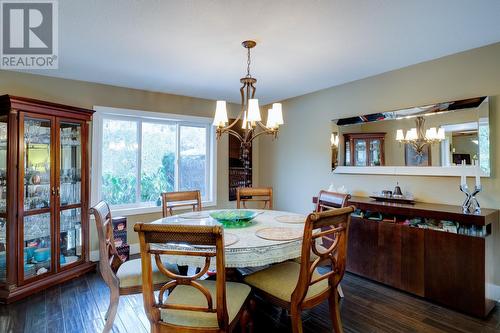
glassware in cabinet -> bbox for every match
[0,117,7,213]
[59,122,82,206]
[23,213,52,280]
[23,118,52,211]
[354,139,367,166]
[370,139,382,166]
[59,208,82,267]
[0,217,6,282]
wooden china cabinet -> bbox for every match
[0,95,95,303]
[343,132,385,166]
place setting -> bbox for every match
[274,214,307,224]
[254,226,304,241]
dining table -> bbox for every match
[150,209,308,269]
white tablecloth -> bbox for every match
[150,209,307,268]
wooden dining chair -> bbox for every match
[296,191,351,262]
[315,190,351,249]
[162,190,202,217]
[316,190,351,212]
[314,190,351,298]
[244,206,355,333]
[134,222,253,333]
[236,187,273,209]
[90,201,178,333]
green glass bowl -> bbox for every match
[209,210,260,228]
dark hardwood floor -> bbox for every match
[0,271,499,333]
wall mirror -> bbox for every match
[331,96,490,177]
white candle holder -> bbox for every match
[459,184,482,214]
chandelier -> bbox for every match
[213,40,284,187]
[213,40,284,143]
[396,116,445,155]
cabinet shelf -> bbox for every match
[24,182,50,187]
[60,180,81,185]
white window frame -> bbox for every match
[91,106,217,216]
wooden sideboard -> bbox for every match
[313,195,499,317]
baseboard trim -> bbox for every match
[487,283,500,303]
[90,243,140,262]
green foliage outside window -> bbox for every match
[102,152,206,205]
[140,153,175,202]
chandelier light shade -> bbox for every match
[266,103,284,129]
[213,100,229,127]
[272,103,284,125]
[437,127,445,140]
[425,127,437,140]
[247,99,261,122]
[330,133,339,147]
[395,129,405,141]
[241,110,248,130]
[405,128,418,141]
[266,108,277,129]
[396,116,445,155]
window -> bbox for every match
[92,106,216,215]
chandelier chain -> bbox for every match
[246,47,251,77]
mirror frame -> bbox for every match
[334,165,489,177]
[332,96,491,177]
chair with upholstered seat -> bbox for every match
[295,191,351,291]
[315,190,351,251]
[134,222,253,333]
[90,201,179,333]
[162,190,202,217]
[244,206,355,333]
[236,187,273,209]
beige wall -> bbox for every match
[0,70,260,252]
[260,42,500,214]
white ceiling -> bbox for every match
[22,0,500,104]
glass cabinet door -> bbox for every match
[59,122,82,206]
[23,213,52,279]
[0,116,6,214]
[369,139,382,166]
[345,141,351,166]
[24,118,51,211]
[0,217,5,282]
[354,139,367,166]
[0,116,7,282]
[23,117,53,280]
[58,122,83,268]
[60,208,82,267]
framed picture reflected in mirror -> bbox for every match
[405,144,431,166]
